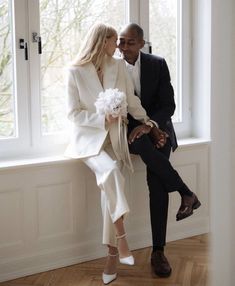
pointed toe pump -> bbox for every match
[116,233,135,265]
[119,255,134,265]
[102,253,118,284]
[102,272,117,285]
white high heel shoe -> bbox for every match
[102,253,118,285]
[117,233,135,265]
[102,272,117,285]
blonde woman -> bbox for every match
[65,23,153,284]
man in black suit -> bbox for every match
[118,23,201,277]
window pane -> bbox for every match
[0,0,15,138]
[40,0,126,134]
[149,0,179,121]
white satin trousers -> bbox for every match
[82,142,130,247]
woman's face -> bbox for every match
[104,34,118,56]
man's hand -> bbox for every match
[149,126,169,148]
[128,124,151,144]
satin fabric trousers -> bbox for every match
[82,139,130,247]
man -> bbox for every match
[118,23,201,277]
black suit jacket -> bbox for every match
[128,52,178,151]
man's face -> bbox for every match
[118,28,144,64]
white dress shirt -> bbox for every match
[125,53,141,98]
[125,53,159,128]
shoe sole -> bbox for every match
[176,200,201,221]
[151,262,172,277]
[103,277,117,285]
[155,270,172,278]
[193,200,201,210]
[151,260,172,278]
[104,278,117,285]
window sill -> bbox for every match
[177,137,210,148]
[0,137,210,171]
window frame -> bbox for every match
[176,0,192,138]
[0,0,192,160]
[0,0,31,159]
[137,0,192,138]
[28,0,68,152]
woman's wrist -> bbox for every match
[145,121,155,129]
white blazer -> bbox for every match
[65,56,149,160]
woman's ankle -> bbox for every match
[116,234,131,258]
[108,245,118,255]
[104,254,118,274]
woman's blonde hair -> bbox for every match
[72,23,117,70]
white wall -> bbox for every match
[0,143,209,282]
[192,0,211,139]
[231,14,235,282]
[210,0,235,285]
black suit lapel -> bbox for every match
[140,52,151,108]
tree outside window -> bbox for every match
[39,0,126,134]
[0,0,14,138]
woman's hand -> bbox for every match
[106,114,118,124]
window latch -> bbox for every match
[145,41,152,54]
[19,38,28,60]
[32,32,42,55]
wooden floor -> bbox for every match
[0,234,210,286]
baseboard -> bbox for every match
[166,217,210,242]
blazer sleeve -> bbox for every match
[121,61,149,123]
[66,68,106,130]
[150,58,175,126]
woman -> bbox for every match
[65,23,152,284]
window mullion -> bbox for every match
[14,0,31,147]
[174,0,192,138]
[140,0,149,40]
[27,0,42,150]
[128,0,140,23]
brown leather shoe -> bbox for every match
[176,193,201,221]
[151,251,172,277]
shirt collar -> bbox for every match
[124,52,141,68]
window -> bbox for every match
[149,0,178,121]
[38,0,126,135]
[0,0,191,159]
[0,0,15,138]
[0,0,126,158]
[141,0,192,138]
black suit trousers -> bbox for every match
[128,125,186,247]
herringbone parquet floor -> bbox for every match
[0,234,210,286]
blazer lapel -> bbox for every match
[140,52,151,107]
[103,56,118,90]
[78,62,104,98]
[78,57,118,97]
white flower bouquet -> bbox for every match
[94,88,133,172]
[95,88,127,118]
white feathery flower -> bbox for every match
[95,88,127,118]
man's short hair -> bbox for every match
[124,23,144,39]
